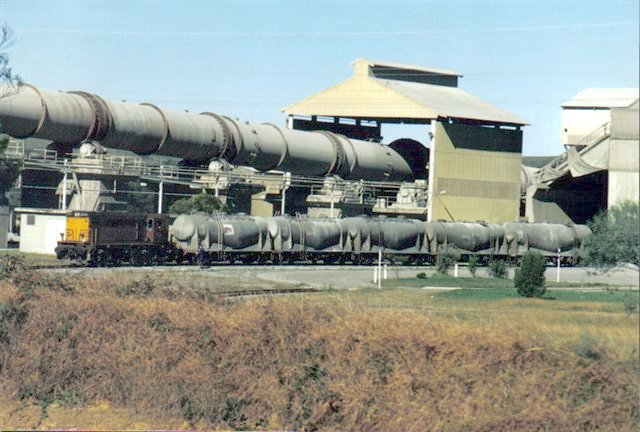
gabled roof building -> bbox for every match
[283,58,526,223]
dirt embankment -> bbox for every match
[0,268,638,430]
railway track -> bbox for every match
[28,263,78,271]
[213,287,320,298]
[30,260,434,271]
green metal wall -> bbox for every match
[430,122,522,223]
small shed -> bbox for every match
[16,208,67,255]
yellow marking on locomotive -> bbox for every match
[65,215,91,243]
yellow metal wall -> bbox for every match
[430,122,522,223]
[65,216,90,242]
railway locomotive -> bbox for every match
[55,211,592,267]
[55,211,176,266]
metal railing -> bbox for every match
[8,139,405,206]
[574,121,610,149]
[532,121,611,185]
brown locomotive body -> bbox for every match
[55,211,175,266]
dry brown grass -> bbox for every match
[0,271,638,431]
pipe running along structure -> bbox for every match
[0,84,415,182]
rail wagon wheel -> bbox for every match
[155,250,167,265]
[197,250,210,267]
[149,250,162,266]
[108,251,123,267]
[104,252,114,267]
[172,250,184,265]
[131,249,145,267]
[135,249,151,266]
[92,249,107,267]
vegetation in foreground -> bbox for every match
[0,262,637,431]
[387,270,632,290]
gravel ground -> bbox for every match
[244,264,640,290]
[59,263,639,291]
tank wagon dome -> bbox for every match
[171,214,208,242]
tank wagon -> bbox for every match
[502,222,592,262]
[55,211,175,266]
[168,214,591,266]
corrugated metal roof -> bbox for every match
[379,79,527,125]
[355,58,463,77]
[562,88,639,108]
[283,59,526,125]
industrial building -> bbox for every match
[525,88,639,223]
[283,59,526,223]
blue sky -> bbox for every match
[1,0,638,156]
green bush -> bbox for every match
[514,251,547,298]
[622,294,638,315]
[586,201,639,267]
[435,245,461,275]
[169,192,228,215]
[488,259,507,279]
[416,272,427,279]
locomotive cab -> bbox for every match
[55,211,92,261]
[145,214,174,245]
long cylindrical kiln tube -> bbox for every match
[0,84,414,181]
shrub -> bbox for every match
[574,334,604,361]
[586,201,639,267]
[115,278,157,297]
[514,251,547,298]
[169,192,229,214]
[0,255,29,283]
[435,245,460,275]
[0,296,29,345]
[416,272,427,279]
[489,259,507,279]
[0,255,39,293]
[467,255,479,277]
[622,294,638,315]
